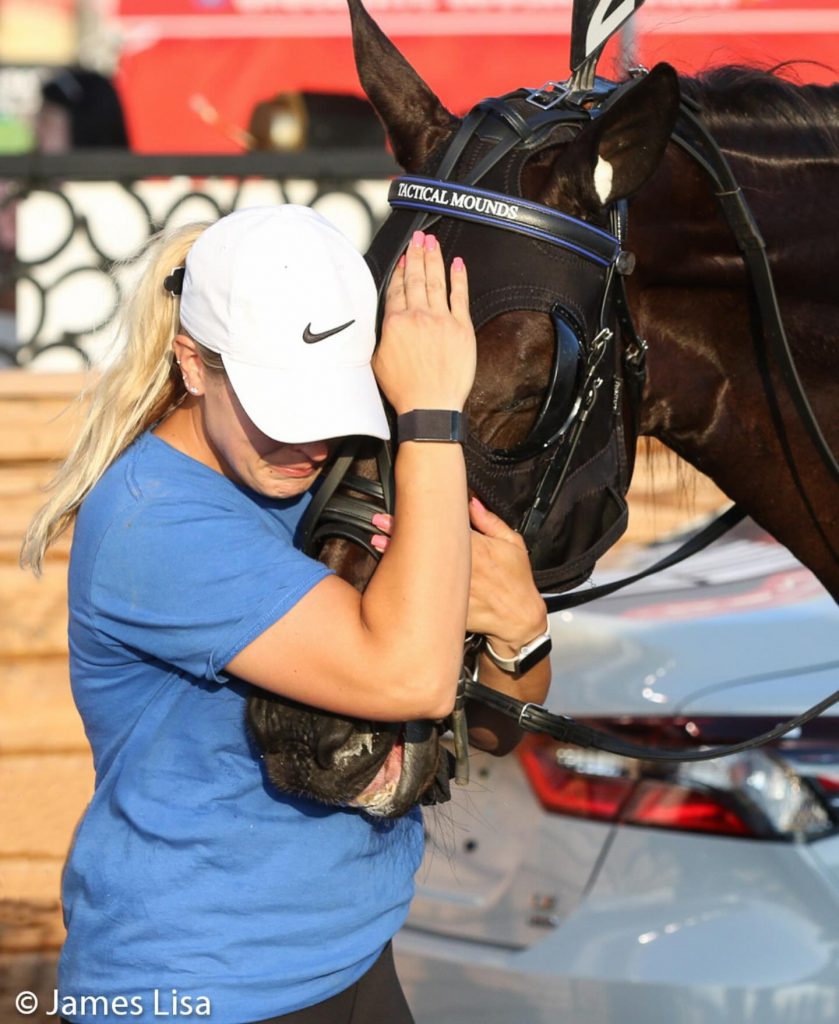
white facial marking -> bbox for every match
[594,156,614,205]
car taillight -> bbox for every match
[624,780,752,837]
[518,730,836,840]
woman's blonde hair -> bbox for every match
[21,220,223,574]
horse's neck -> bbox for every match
[630,125,839,292]
[627,127,839,596]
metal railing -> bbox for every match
[0,149,398,370]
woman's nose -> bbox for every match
[298,440,330,462]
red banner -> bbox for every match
[116,0,839,38]
[113,0,839,152]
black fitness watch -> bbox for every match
[396,409,468,444]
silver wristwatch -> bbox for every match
[484,624,552,676]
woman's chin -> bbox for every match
[251,467,321,498]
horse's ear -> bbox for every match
[348,0,456,171]
[577,63,681,206]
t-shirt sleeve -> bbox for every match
[87,496,333,682]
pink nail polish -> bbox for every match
[412,230,424,247]
[397,254,406,269]
[452,256,465,272]
[470,496,486,511]
[371,513,392,530]
[424,234,437,252]
[371,535,388,551]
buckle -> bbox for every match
[517,701,546,729]
[526,82,571,110]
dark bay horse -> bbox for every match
[246,0,839,815]
[347,0,839,593]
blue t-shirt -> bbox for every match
[59,432,424,1024]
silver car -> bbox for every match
[395,518,839,1023]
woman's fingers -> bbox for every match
[399,232,454,313]
[448,256,470,324]
[371,512,393,534]
[370,512,393,553]
[404,230,430,309]
[469,496,526,549]
[466,494,546,641]
[384,253,407,315]
[422,235,448,311]
[467,523,547,643]
[374,232,476,414]
[385,234,468,319]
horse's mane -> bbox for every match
[676,65,839,154]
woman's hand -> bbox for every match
[372,231,476,415]
[465,497,547,653]
[369,497,547,651]
[368,498,550,753]
[466,497,551,756]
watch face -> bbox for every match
[518,635,552,676]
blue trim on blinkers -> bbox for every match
[388,175,620,268]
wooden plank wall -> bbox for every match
[0,370,726,1012]
[1,373,92,1012]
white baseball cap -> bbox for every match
[179,205,389,443]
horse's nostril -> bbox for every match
[314,727,357,769]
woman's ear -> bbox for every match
[173,334,204,396]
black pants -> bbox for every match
[60,942,414,1024]
[250,942,414,1024]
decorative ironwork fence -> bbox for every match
[0,149,398,370]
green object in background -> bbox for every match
[0,115,33,153]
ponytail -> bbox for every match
[21,221,209,574]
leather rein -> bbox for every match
[300,72,839,768]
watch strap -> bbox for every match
[396,409,468,444]
[484,627,552,676]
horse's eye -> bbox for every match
[472,391,544,450]
[498,393,542,415]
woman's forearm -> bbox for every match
[359,441,470,717]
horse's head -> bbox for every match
[349,0,681,588]
[246,4,683,817]
[247,693,447,818]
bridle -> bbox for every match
[305,75,647,593]
[300,70,839,772]
[388,172,623,550]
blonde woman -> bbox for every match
[23,206,551,1024]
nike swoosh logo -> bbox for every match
[302,319,356,344]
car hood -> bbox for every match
[545,522,839,719]
[407,521,838,952]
